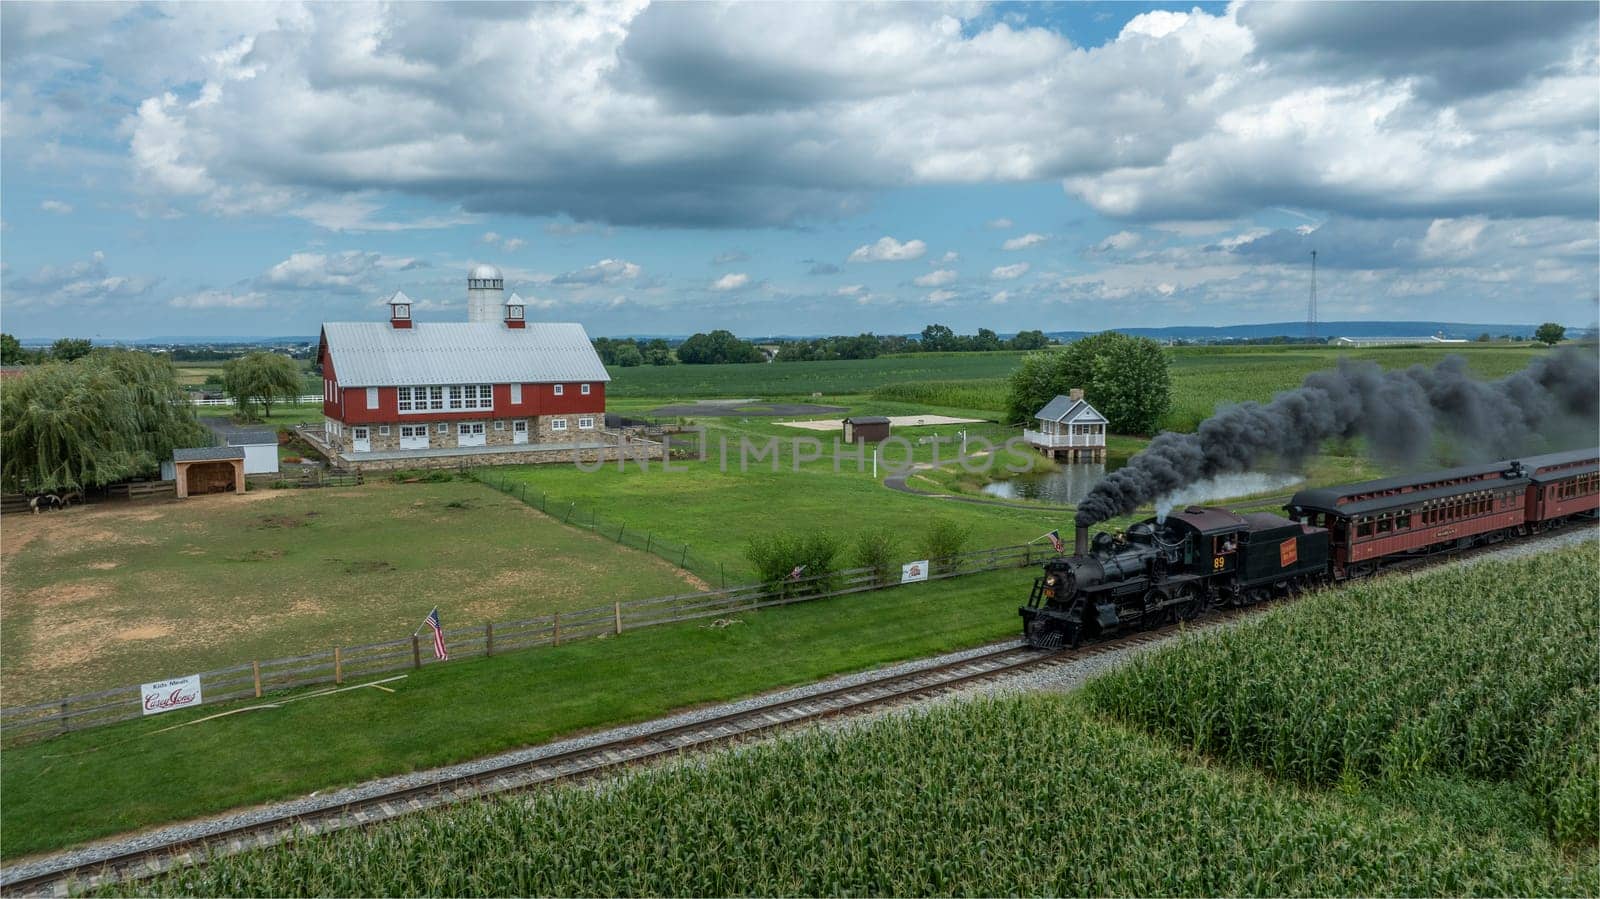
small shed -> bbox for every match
[226,429,281,475]
[842,416,892,444]
[1025,388,1107,461]
[170,446,246,498]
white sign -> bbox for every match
[901,560,930,584]
[141,674,203,716]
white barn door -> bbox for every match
[352,427,371,453]
[512,420,529,444]
[400,424,429,450]
[458,422,486,447]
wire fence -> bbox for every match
[0,541,1047,745]
[473,470,729,585]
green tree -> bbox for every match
[50,338,92,362]
[1,352,206,492]
[1010,329,1049,350]
[1535,322,1566,346]
[920,323,956,352]
[1476,333,1492,343]
[642,339,675,365]
[677,330,765,364]
[0,333,25,365]
[1003,331,1171,435]
[223,351,304,418]
[611,343,644,367]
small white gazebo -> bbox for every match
[1025,388,1107,461]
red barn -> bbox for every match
[313,265,621,469]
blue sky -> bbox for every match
[2,1,1596,339]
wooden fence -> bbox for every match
[0,542,1045,744]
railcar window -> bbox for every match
[1396,510,1411,529]
[1376,513,1392,534]
[1357,517,1374,538]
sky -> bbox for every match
[2,1,1597,340]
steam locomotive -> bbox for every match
[1021,447,1600,649]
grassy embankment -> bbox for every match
[2,566,1035,860]
[0,480,701,704]
[109,544,1598,896]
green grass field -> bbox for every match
[110,546,1598,897]
[0,479,701,704]
[1,567,1033,859]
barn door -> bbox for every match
[352,427,371,453]
[400,424,429,450]
[458,422,486,447]
[512,420,529,444]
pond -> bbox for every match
[982,463,1306,510]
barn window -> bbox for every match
[437,423,448,434]
[553,384,565,396]
[366,387,378,409]
[578,416,595,430]
[511,384,522,404]
[494,420,505,431]
[379,426,390,436]
[551,417,568,431]
[580,383,591,396]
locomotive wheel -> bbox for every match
[1142,588,1171,627]
[1176,585,1206,622]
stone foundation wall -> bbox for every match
[337,441,664,473]
[322,415,605,453]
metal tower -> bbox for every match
[1307,250,1318,342]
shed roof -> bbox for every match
[174,446,245,462]
[319,321,610,388]
[1034,395,1107,424]
[226,429,278,446]
[845,416,891,425]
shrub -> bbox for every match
[745,531,843,596]
[850,529,899,586]
[282,455,303,464]
[923,519,971,574]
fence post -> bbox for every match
[412,635,422,669]
[553,612,561,646]
[253,660,262,698]
[617,525,625,544]
[59,699,69,736]
[614,601,622,635]
[680,545,689,566]
[334,646,343,685]
[485,622,494,657]
[720,563,726,589]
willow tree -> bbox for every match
[0,352,207,493]
[222,351,304,419]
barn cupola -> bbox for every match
[504,292,526,329]
[466,263,504,323]
[387,290,413,329]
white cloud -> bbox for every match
[848,236,926,262]
[1,251,159,308]
[39,199,72,214]
[482,231,527,252]
[1002,232,1048,250]
[1095,230,1142,252]
[913,269,958,287]
[925,289,957,304]
[711,272,750,291]
[553,258,642,286]
[937,251,960,263]
[986,218,1014,229]
[990,290,1010,304]
[293,195,478,232]
[991,262,1031,280]
[834,284,865,296]
[260,250,424,293]
[170,289,268,309]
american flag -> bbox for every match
[788,564,807,581]
[424,608,449,661]
[1047,529,1064,553]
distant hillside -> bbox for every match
[1043,321,1541,342]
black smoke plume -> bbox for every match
[1076,348,1600,526]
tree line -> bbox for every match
[592,325,1054,366]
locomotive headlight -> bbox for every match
[1043,575,1056,599]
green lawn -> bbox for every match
[1,567,1034,860]
[607,351,1028,400]
[0,479,700,704]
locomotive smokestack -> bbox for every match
[1075,524,1089,556]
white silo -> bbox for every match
[466,263,505,323]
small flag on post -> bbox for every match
[788,564,808,581]
[424,608,449,661]
[1047,529,1064,553]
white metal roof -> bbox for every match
[469,264,503,281]
[320,321,610,387]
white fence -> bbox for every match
[190,394,321,407]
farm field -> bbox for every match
[114,545,1599,897]
[1086,541,1600,848]
[1,567,1032,859]
[0,479,702,704]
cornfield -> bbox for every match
[116,694,1594,897]
[1084,544,1599,846]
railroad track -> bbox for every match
[5,525,1591,897]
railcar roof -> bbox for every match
[1289,459,1512,512]
[1317,480,1526,517]
[1521,446,1600,475]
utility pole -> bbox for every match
[1307,249,1318,343]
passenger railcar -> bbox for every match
[1522,447,1600,529]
